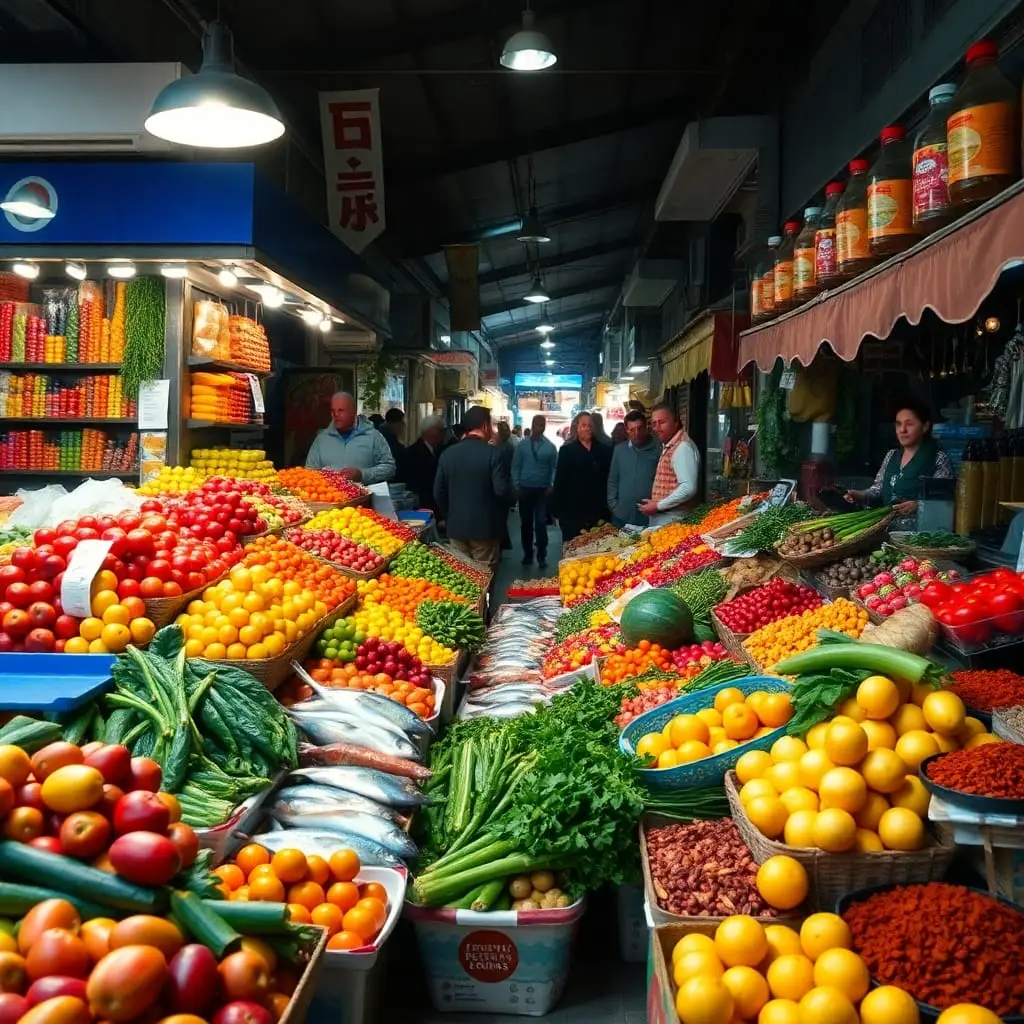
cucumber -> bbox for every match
[0,841,164,913]
[0,883,116,921]
[199,899,291,935]
[171,891,241,956]
[0,717,63,753]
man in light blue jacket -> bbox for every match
[305,391,396,485]
[511,414,558,567]
[607,410,660,527]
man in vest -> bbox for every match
[638,404,700,529]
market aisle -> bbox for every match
[490,509,563,603]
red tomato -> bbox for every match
[212,1004,273,1024]
[217,951,270,1003]
[25,978,88,1008]
[24,929,90,981]
[28,836,63,855]
[0,993,28,1024]
[166,945,219,1016]
[15,782,44,811]
[4,806,44,842]
[127,757,162,792]
[86,945,168,1023]
[59,812,111,860]
[84,744,131,785]
[30,743,83,783]
[166,822,199,869]
[139,578,165,599]
[113,791,170,835]
[108,832,181,885]
[989,588,1024,635]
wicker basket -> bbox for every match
[725,771,956,911]
[710,608,750,658]
[279,929,329,1024]
[777,515,894,571]
[890,534,976,561]
[425,647,469,689]
[144,572,227,629]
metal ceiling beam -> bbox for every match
[478,237,636,286]
[386,93,689,185]
[486,300,611,340]
[480,273,623,318]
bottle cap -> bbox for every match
[966,40,999,63]
[767,236,782,246]
[825,181,845,196]
[849,158,870,173]
[928,83,957,103]
[783,220,801,233]
[880,125,905,143]
[803,207,822,218]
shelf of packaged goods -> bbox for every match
[185,419,268,431]
[187,356,271,377]
[0,417,136,425]
[0,468,138,478]
[0,363,123,372]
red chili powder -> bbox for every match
[926,743,1024,799]
[949,668,1024,711]
[843,882,1024,1015]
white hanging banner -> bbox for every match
[319,88,385,252]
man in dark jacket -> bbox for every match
[379,408,407,481]
[511,414,557,567]
[434,405,508,569]
[552,411,612,543]
[405,415,445,516]
[607,409,660,527]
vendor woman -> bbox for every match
[844,402,953,528]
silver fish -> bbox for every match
[274,784,404,824]
[286,710,421,761]
[290,701,414,744]
[290,662,430,736]
[248,828,404,867]
[271,808,417,857]
[288,765,428,807]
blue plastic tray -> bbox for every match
[619,676,793,791]
[0,653,115,712]
[397,510,434,525]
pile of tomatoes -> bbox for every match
[714,578,823,635]
[918,568,1024,648]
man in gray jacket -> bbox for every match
[305,391,396,484]
[607,409,660,527]
[511,414,558,567]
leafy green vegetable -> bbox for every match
[416,600,486,652]
[756,361,801,475]
[724,504,814,554]
[671,568,728,617]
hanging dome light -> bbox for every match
[535,320,554,334]
[500,9,558,71]
[145,21,285,148]
[523,275,550,303]
[516,207,551,244]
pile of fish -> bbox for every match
[465,598,562,690]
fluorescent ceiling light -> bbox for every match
[65,262,87,281]
[516,207,551,244]
[145,22,285,148]
[12,262,39,280]
[107,263,136,279]
[535,323,554,334]
[218,268,238,288]
[319,316,332,333]
[500,10,558,71]
[0,188,55,221]
[300,308,323,326]
[523,276,549,303]
[629,364,649,372]
[160,264,188,279]
[544,359,555,366]
[618,375,634,381]
[540,340,555,349]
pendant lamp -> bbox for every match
[501,9,558,71]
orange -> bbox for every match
[723,704,759,741]
[854,792,890,831]
[100,623,131,653]
[0,745,32,787]
[675,976,734,1024]
[342,905,380,942]
[715,915,768,968]
[812,948,869,1003]
[674,949,724,985]
[240,937,278,974]
[101,604,131,627]
[811,808,857,852]
[668,714,710,747]
[922,690,966,736]
[877,806,925,851]
[286,904,312,924]
[763,925,803,965]
[79,617,104,642]
[354,897,387,933]
[271,848,308,884]
[746,796,788,839]
[310,902,345,936]
[759,999,802,1024]
[213,864,245,891]
[329,849,360,882]
[766,954,815,1001]
[894,730,940,771]
[859,986,921,1024]
[797,986,858,1024]
[758,694,793,728]
[860,720,897,751]
[287,881,326,911]
[305,855,331,887]
[248,873,286,902]
[755,856,808,911]
[91,589,120,617]
[327,931,366,951]
[823,721,868,767]
[236,844,270,876]
[771,736,808,764]
[714,687,747,714]
[891,775,929,816]
[860,749,908,794]
[722,965,769,1020]
[63,637,90,654]
[736,750,773,784]
[817,767,867,813]
[799,913,852,961]
[855,676,900,719]
[934,1005,1002,1024]
[128,617,156,645]
[326,881,360,912]
[93,570,119,593]
[121,595,146,620]
[798,749,835,790]
[673,933,718,962]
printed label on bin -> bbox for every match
[606,580,653,622]
[458,930,519,982]
[61,539,113,619]
[247,374,266,415]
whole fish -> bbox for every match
[290,663,430,737]
[271,808,417,858]
[287,710,421,762]
[288,765,428,807]
[274,784,405,825]
[248,828,403,867]
[289,701,414,743]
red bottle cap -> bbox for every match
[783,220,801,233]
[825,181,845,196]
[880,125,905,143]
[849,158,870,173]
[966,40,999,63]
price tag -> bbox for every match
[368,481,397,520]
[606,580,653,622]
[61,540,113,619]
[247,375,265,415]
[779,370,797,390]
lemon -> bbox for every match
[861,719,897,750]
[763,925,803,964]
[823,721,868,767]
[766,954,815,1001]
[746,796,789,839]
[740,778,779,806]
[860,748,910,794]
[805,722,829,750]
[811,808,857,852]
[922,690,966,736]
[798,749,835,791]
[859,986,921,1024]
[674,949,725,985]
[799,913,852,961]
[797,986,858,1024]
[812,948,869,1002]
[818,767,867,813]
[854,791,891,831]
[856,675,901,719]
[890,703,927,735]
[891,775,930,816]
[854,827,885,852]
[758,999,802,1024]
[783,809,818,847]
[736,749,774,784]
[780,786,819,815]
[837,697,867,723]
[878,806,925,850]
[766,761,802,794]
[756,856,809,911]
[673,933,717,962]
[894,730,940,770]
[771,736,808,764]
[935,1005,1002,1024]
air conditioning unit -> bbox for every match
[0,64,181,153]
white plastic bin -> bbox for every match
[616,884,647,962]
[306,866,407,1024]
[405,899,586,1016]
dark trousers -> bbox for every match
[519,487,549,557]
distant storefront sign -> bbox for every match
[514,372,584,389]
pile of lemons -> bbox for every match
[137,464,203,495]
[190,448,277,481]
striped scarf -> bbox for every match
[652,430,685,503]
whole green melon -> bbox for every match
[620,588,694,649]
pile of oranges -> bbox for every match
[215,844,391,951]
[63,570,157,654]
[276,467,357,503]
[357,574,468,616]
[558,553,623,604]
[175,538,356,660]
[305,506,413,557]
[600,641,676,686]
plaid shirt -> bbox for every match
[652,430,686,504]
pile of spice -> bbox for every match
[949,668,1024,711]
[925,742,1024,799]
[843,882,1024,1016]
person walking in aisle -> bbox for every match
[305,391,396,484]
[495,421,516,551]
[552,411,612,543]
[638,404,700,528]
[608,409,661,527]
[434,405,508,570]
[511,414,558,567]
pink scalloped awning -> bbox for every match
[738,181,1024,373]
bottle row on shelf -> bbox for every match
[0,372,137,420]
[0,428,140,474]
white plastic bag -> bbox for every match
[8,484,68,528]
[49,480,143,524]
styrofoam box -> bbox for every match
[306,865,407,1024]
[405,899,586,1016]
[616,884,647,963]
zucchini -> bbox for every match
[0,841,164,913]
[0,717,62,753]
[0,882,116,921]
[171,891,241,956]
[199,899,291,935]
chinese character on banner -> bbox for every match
[319,89,386,252]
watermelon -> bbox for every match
[620,588,693,649]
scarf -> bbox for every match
[881,437,940,504]
[652,430,685,504]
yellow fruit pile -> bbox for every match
[646,521,702,553]
[734,676,1000,853]
[306,506,406,556]
[137,464,203,495]
[190,448,277,481]
[669,912,909,1024]
[558,553,623,603]
[351,603,455,665]
[635,686,794,770]
[743,599,869,670]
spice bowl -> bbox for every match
[918,752,1024,817]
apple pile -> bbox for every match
[282,527,386,575]
[855,557,961,618]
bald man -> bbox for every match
[305,391,396,484]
